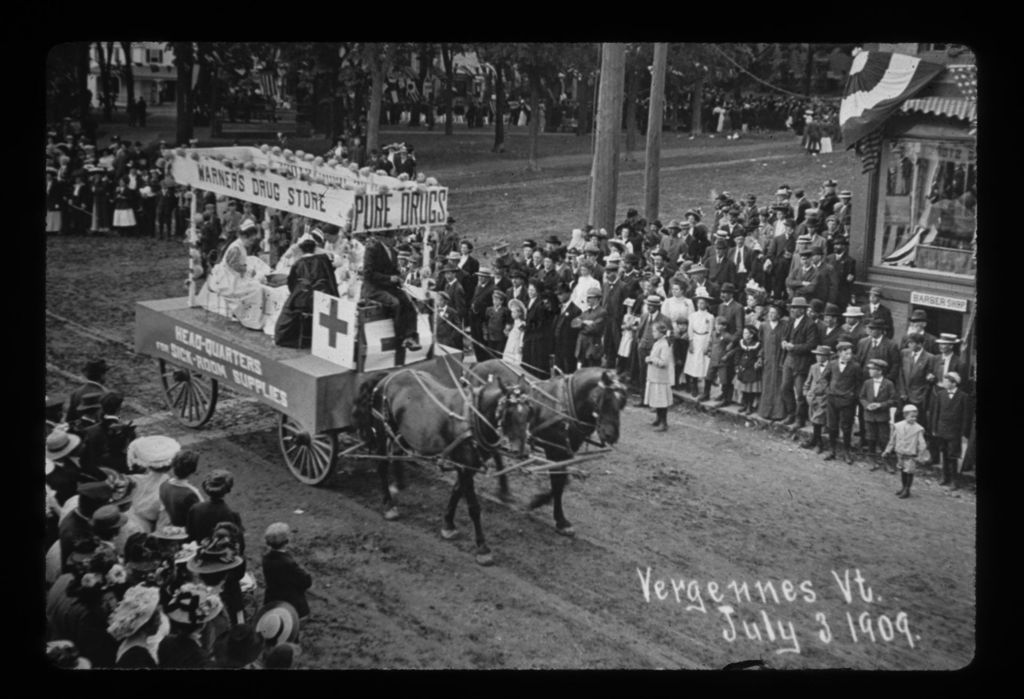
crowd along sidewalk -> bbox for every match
[668,387,975,491]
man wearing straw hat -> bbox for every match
[930,333,968,393]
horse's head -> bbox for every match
[589,371,629,446]
[494,377,534,459]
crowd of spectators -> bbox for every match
[408,182,974,493]
[44,377,314,669]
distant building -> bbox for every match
[844,44,976,366]
[87,42,178,108]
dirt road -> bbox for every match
[134,394,975,670]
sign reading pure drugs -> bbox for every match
[351,189,448,232]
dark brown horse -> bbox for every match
[467,360,629,537]
[353,369,534,565]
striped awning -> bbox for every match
[900,96,976,121]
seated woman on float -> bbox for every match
[196,218,270,329]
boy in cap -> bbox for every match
[930,371,970,489]
[703,316,734,404]
[882,405,929,498]
[859,359,898,468]
[262,522,314,619]
[801,345,833,452]
[821,340,862,464]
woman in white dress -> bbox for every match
[662,278,694,326]
[683,290,714,397]
[569,261,601,311]
[197,219,267,329]
[501,299,526,366]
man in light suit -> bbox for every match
[573,287,608,368]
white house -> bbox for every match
[88,41,178,108]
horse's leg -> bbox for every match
[460,467,493,566]
[378,460,399,521]
[441,472,462,540]
[551,471,574,537]
[527,443,559,510]
[491,452,514,503]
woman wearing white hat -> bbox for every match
[126,436,181,533]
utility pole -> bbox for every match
[644,42,668,224]
[588,42,626,233]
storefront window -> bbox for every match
[875,138,977,278]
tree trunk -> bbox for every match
[690,73,704,135]
[366,44,384,156]
[120,42,135,119]
[77,42,91,121]
[644,42,668,224]
[413,44,432,128]
[174,42,194,146]
[588,43,626,233]
[209,66,221,137]
[624,66,639,160]
[96,42,113,121]
[527,68,541,171]
[804,43,815,96]
[493,62,506,153]
[441,44,454,135]
[576,74,591,136]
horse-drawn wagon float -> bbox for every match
[134,144,624,564]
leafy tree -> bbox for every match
[119,42,134,119]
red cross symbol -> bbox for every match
[318,298,349,348]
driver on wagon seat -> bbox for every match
[361,228,421,351]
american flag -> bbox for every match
[948,64,977,134]
[259,72,278,101]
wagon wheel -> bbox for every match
[158,359,219,428]
[278,414,338,486]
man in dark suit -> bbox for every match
[930,371,970,489]
[818,304,846,350]
[618,253,642,301]
[601,263,628,369]
[792,189,812,224]
[440,263,467,323]
[780,296,821,427]
[552,282,581,374]
[507,267,530,307]
[856,320,900,384]
[457,240,480,303]
[705,238,737,295]
[818,179,840,218]
[808,246,838,306]
[468,268,497,362]
[821,341,862,464]
[728,229,758,297]
[826,238,857,310]
[716,283,745,340]
[897,333,936,432]
[861,287,894,339]
[764,215,795,300]
[67,173,93,236]
[859,359,898,468]
[930,334,969,395]
[898,309,940,355]
[786,248,823,303]
[362,229,421,351]
[573,287,608,368]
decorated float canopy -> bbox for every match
[166,144,448,233]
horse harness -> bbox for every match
[370,370,492,469]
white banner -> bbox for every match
[168,148,448,232]
[311,291,358,369]
[910,291,969,313]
